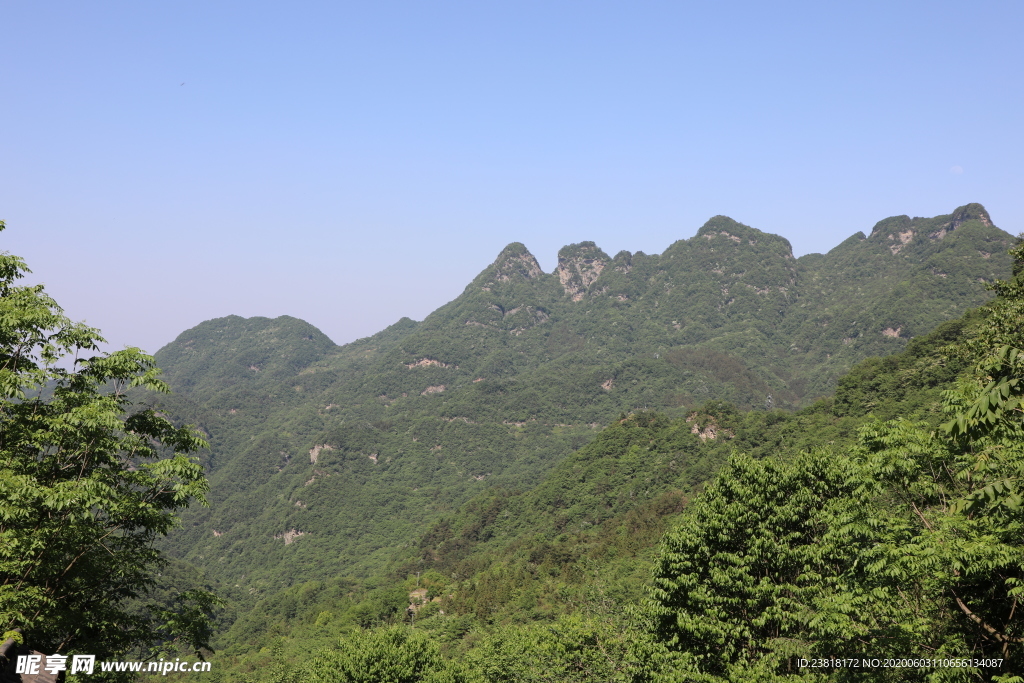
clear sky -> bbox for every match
[3,1,1022,355]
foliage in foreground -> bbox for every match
[0,221,217,666]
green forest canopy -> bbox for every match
[205,241,1024,681]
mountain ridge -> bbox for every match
[151,203,1013,606]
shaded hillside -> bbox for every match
[152,204,1012,606]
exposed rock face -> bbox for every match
[274,528,306,545]
[487,243,543,284]
[889,229,915,254]
[691,423,718,440]
[405,358,454,369]
[309,444,333,464]
[555,242,610,301]
[870,214,913,238]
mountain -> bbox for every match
[206,266,994,679]
[150,204,1012,608]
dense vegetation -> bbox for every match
[196,303,990,680]
[149,204,1011,610]
[176,229,1023,683]
[138,238,1013,683]
[75,204,1003,683]
[4,205,1020,681]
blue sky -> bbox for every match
[2,1,1022,355]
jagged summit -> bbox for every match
[556,241,611,301]
[951,203,991,228]
[475,242,545,287]
[870,203,991,236]
[861,203,996,256]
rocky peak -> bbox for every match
[869,214,913,238]
[949,203,992,230]
[555,242,610,301]
[484,243,544,284]
[868,204,992,249]
[867,214,919,252]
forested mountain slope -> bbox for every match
[151,204,1012,608]
[205,242,1011,683]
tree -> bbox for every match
[304,626,467,683]
[647,450,865,681]
[0,221,215,660]
[468,612,652,683]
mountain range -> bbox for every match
[148,203,1012,615]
